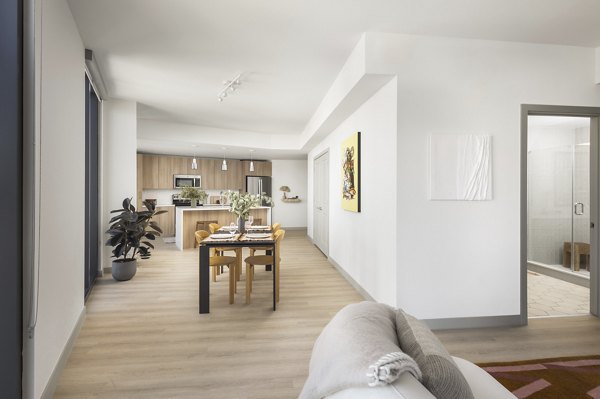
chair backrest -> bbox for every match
[195,230,210,245]
[274,229,285,264]
[272,222,281,233]
[208,223,221,234]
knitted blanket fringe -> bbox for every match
[367,352,423,387]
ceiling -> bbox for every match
[68,0,600,159]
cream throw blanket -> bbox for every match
[299,302,421,399]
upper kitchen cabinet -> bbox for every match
[138,154,257,190]
[142,154,159,189]
[199,159,215,189]
[226,160,243,191]
[241,160,272,177]
[157,156,175,189]
[173,156,190,176]
[142,154,176,189]
[137,154,144,208]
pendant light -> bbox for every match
[249,149,255,172]
[191,144,198,170]
[221,147,228,171]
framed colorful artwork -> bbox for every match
[341,131,361,212]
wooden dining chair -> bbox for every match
[195,230,238,304]
[244,229,285,304]
[206,222,242,279]
[194,220,218,248]
[249,222,281,256]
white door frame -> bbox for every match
[521,104,600,324]
[313,150,329,256]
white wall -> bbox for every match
[271,160,308,228]
[363,33,600,319]
[308,78,398,306]
[101,100,138,270]
[32,0,85,397]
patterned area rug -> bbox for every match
[479,356,600,398]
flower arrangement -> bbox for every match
[226,191,272,220]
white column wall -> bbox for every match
[308,79,398,306]
[101,100,138,270]
[364,33,600,319]
[271,160,308,228]
[33,0,85,396]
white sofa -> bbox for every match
[328,357,515,398]
[300,302,516,399]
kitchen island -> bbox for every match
[175,205,271,250]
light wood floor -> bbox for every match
[54,230,363,399]
[55,231,600,398]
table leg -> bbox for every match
[229,262,235,304]
[199,246,210,314]
[272,244,276,311]
[266,249,272,272]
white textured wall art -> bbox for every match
[429,135,492,200]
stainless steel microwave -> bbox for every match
[174,175,201,188]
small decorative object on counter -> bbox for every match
[105,198,166,281]
[181,187,208,207]
[225,191,272,233]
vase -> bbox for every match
[190,199,197,207]
[237,216,245,233]
[112,259,137,281]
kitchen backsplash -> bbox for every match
[143,189,239,206]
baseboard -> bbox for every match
[40,307,86,399]
[424,314,523,331]
[327,257,375,302]
[281,226,307,231]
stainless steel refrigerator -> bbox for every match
[246,176,272,206]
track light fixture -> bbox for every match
[217,73,242,102]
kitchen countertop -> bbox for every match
[176,205,271,211]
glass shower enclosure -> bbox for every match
[527,116,591,275]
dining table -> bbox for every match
[198,227,276,314]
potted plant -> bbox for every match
[105,198,166,281]
[181,186,208,207]
[226,191,272,232]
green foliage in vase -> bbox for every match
[180,186,208,201]
[225,191,273,219]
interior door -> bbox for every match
[313,152,329,256]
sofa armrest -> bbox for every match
[452,357,517,399]
[327,372,436,399]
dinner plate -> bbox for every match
[210,233,235,239]
[250,225,270,230]
[245,233,270,239]
[221,225,237,231]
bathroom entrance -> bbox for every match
[521,105,600,321]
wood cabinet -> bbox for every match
[137,154,144,209]
[227,160,244,191]
[138,154,267,191]
[173,156,190,176]
[199,159,215,189]
[241,160,272,177]
[155,206,175,237]
[142,154,159,189]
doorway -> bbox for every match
[313,151,329,256]
[521,105,600,322]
